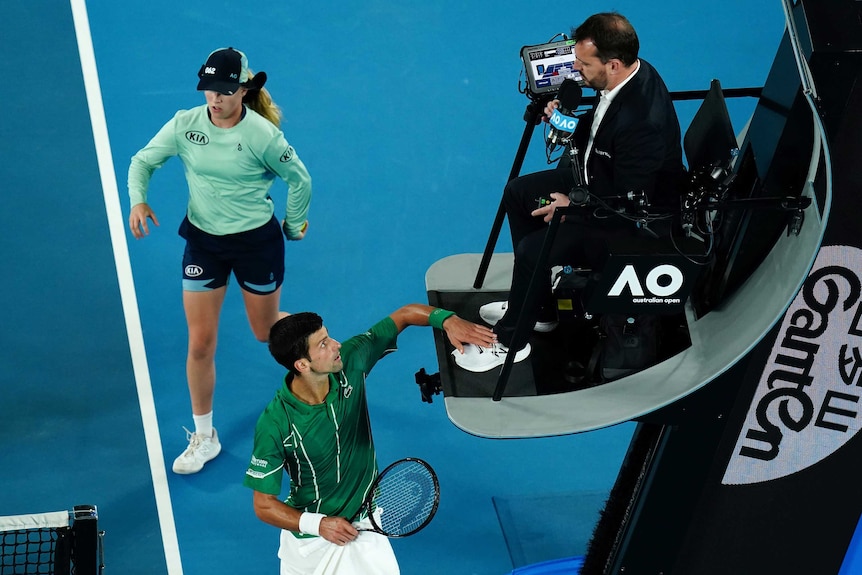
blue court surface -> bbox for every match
[0,1,807,574]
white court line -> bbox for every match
[69,1,183,573]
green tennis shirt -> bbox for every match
[128,104,311,237]
[244,316,399,530]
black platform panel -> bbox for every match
[587,2,862,573]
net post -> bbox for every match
[54,525,72,575]
[72,504,100,575]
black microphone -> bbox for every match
[547,79,583,149]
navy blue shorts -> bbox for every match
[179,216,285,295]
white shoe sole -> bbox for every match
[452,343,531,373]
[533,321,558,333]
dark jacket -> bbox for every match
[571,59,685,208]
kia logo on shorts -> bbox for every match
[185,131,209,145]
[185,265,204,277]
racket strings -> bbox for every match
[371,462,437,536]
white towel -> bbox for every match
[278,512,399,575]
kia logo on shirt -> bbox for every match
[186,131,209,145]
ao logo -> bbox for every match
[608,264,684,297]
[550,109,577,132]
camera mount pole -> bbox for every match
[472,97,547,289]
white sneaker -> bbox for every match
[172,427,221,475]
[452,342,531,373]
[478,300,508,324]
[478,301,558,333]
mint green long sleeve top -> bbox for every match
[128,105,312,238]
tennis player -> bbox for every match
[244,304,495,574]
[127,47,312,474]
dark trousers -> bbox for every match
[495,169,637,349]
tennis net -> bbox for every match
[0,505,101,574]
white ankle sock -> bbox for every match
[193,412,213,438]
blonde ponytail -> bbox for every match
[244,70,282,127]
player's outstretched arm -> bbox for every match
[388,304,496,353]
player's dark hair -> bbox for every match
[572,12,639,66]
[268,312,323,371]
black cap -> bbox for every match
[197,47,249,95]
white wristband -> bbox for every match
[298,512,326,536]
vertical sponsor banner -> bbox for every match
[723,245,862,486]
[696,245,862,575]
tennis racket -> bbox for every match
[350,457,440,537]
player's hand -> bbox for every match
[129,203,159,239]
[318,516,359,546]
[283,219,308,241]
[531,192,571,224]
[442,315,497,353]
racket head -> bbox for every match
[365,457,440,538]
